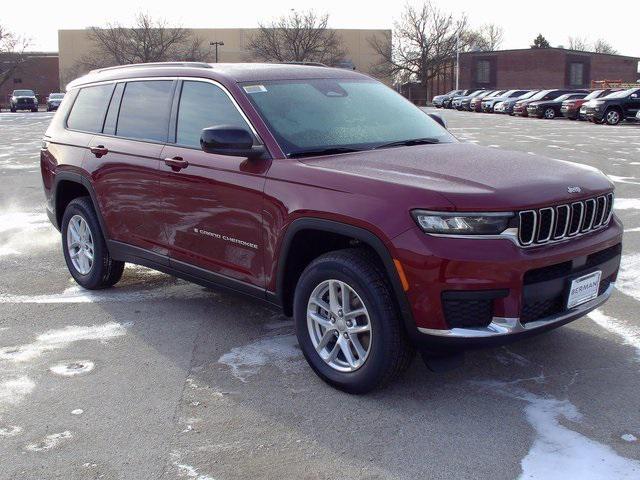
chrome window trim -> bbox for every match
[64,75,263,144]
[536,207,554,243]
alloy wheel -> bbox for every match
[544,108,555,119]
[306,279,372,372]
[606,110,620,125]
[67,214,94,275]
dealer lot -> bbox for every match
[0,111,639,479]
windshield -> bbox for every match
[244,79,455,157]
[13,90,35,96]
[516,91,537,100]
[602,88,639,99]
[49,93,64,99]
[584,90,603,100]
[527,90,553,101]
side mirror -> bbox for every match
[427,113,447,129]
[200,126,266,159]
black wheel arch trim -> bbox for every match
[275,217,417,339]
[52,171,110,237]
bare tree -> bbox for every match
[247,10,345,65]
[568,36,589,51]
[0,25,31,90]
[78,12,207,70]
[369,2,468,97]
[471,23,504,51]
[593,39,618,55]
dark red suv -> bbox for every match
[41,62,622,393]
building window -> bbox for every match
[476,60,490,84]
[569,63,584,86]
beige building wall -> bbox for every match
[58,28,391,87]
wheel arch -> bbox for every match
[275,218,416,336]
[53,171,109,238]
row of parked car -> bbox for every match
[7,89,65,112]
[432,87,640,125]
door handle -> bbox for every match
[89,145,108,158]
[164,156,189,171]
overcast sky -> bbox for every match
[10,0,639,58]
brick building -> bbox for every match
[421,48,640,104]
[0,52,60,106]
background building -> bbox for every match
[0,53,59,105]
[57,28,391,87]
[422,48,640,104]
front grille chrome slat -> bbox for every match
[517,194,614,248]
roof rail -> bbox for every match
[90,62,212,74]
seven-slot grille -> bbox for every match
[518,193,613,246]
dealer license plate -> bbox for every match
[567,271,602,309]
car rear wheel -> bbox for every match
[294,249,414,394]
[62,197,124,290]
[604,109,621,126]
[544,108,556,119]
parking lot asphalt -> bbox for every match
[0,110,639,480]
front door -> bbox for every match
[159,79,270,288]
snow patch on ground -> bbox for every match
[0,425,23,437]
[218,334,302,382]
[615,253,640,303]
[0,323,126,363]
[24,430,72,452]
[621,434,637,443]
[175,462,215,480]
[475,381,640,480]
[614,198,640,210]
[71,409,83,415]
[588,310,640,358]
[49,360,95,377]
[608,175,640,186]
[0,208,58,256]
[0,376,35,409]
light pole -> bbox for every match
[209,41,224,63]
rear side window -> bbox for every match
[176,81,252,148]
[66,84,114,133]
[116,81,174,142]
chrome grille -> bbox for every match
[518,194,613,247]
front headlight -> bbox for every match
[412,210,513,235]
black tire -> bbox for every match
[31,108,38,112]
[543,108,555,119]
[61,197,124,289]
[293,248,414,394]
[10,107,16,112]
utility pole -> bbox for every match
[455,32,460,90]
[209,41,224,63]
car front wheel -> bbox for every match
[294,249,414,394]
[62,197,124,289]
[604,109,621,125]
[544,108,556,119]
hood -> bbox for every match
[299,143,613,211]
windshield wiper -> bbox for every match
[373,137,441,150]
[288,147,364,158]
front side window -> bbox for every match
[476,60,491,84]
[176,81,252,148]
[66,84,114,133]
[569,63,584,86]
[244,78,454,156]
[116,81,174,142]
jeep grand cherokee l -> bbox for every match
[561,89,618,120]
[10,89,38,112]
[513,89,585,117]
[527,93,588,119]
[41,62,622,393]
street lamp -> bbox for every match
[209,41,224,63]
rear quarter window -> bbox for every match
[66,84,115,133]
[116,80,174,142]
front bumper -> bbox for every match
[392,218,623,348]
[527,106,542,117]
[561,106,579,118]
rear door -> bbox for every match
[624,89,640,118]
[159,79,270,288]
[88,79,176,258]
